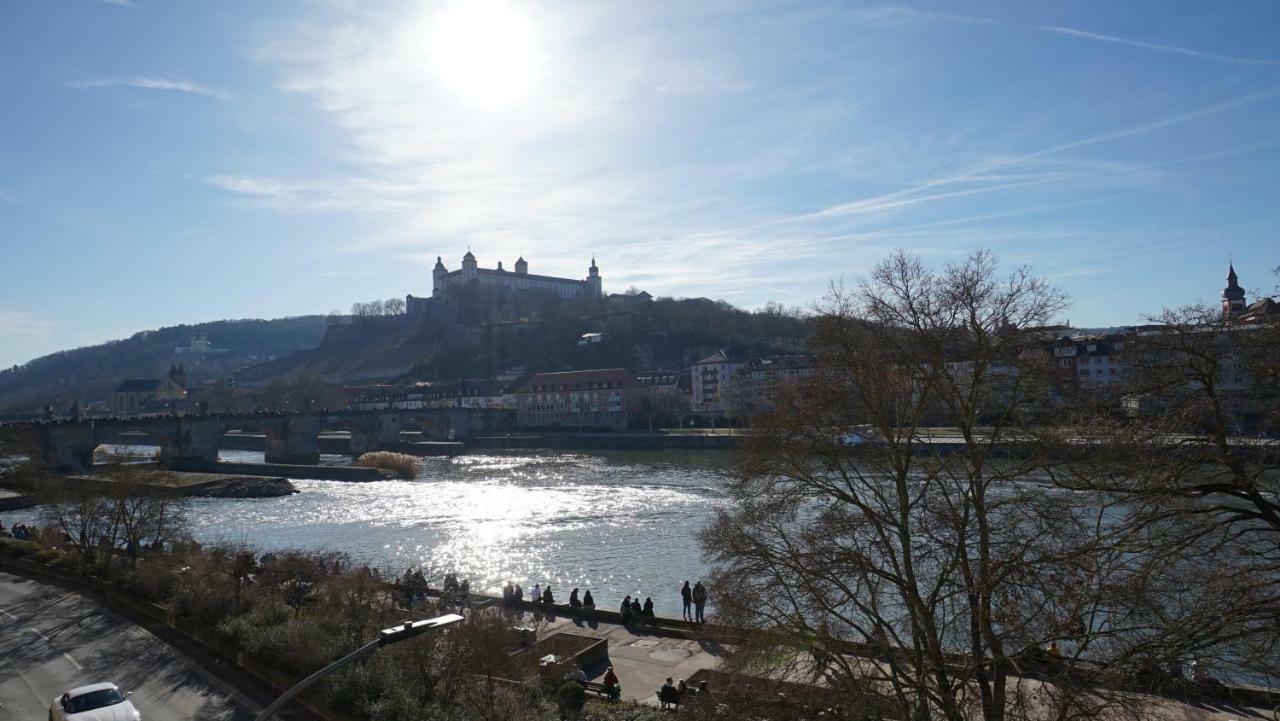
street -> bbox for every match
[0,571,255,720]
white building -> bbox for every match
[691,349,744,412]
[431,252,603,301]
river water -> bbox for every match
[1,449,735,616]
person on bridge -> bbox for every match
[569,588,581,608]
[681,580,693,620]
[692,580,708,623]
[582,589,595,609]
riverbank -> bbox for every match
[468,432,742,451]
[169,459,389,482]
[66,469,300,498]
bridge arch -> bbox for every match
[402,413,446,441]
[317,418,375,456]
[91,427,176,466]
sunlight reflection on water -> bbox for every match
[186,450,733,615]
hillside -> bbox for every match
[234,294,810,386]
[0,292,810,410]
[0,316,329,412]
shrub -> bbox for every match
[357,451,420,479]
[0,538,42,558]
[556,680,587,717]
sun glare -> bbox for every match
[429,0,543,109]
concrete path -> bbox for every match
[0,571,257,721]
[529,611,725,704]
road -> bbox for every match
[0,571,256,720]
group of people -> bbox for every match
[442,572,471,602]
[658,676,710,709]
[0,521,37,541]
[499,578,711,625]
[619,595,656,623]
[680,580,709,623]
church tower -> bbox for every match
[515,256,528,275]
[1222,263,1246,320]
[587,256,602,298]
[432,256,448,298]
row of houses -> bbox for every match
[345,351,817,430]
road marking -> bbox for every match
[0,656,48,709]
[25,627,82,670]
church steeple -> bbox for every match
[1223,262,1246,320]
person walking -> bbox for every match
[680,580,693,621]
[692,580,708,623]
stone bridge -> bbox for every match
[8,409,514,472]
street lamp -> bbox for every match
[254,614,464,721]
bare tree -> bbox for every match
[701,250,1165,720]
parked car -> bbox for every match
[49,683,140,721]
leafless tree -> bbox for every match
[1042,302,1280,681]
[701,250,1166,720]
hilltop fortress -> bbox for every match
[407,251,603,314]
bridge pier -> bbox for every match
[264,416,321,465]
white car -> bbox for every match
[49,682,141,721]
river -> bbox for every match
[1,449,735,616]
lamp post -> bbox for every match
[254,614,464,721]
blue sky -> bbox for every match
[1,0,1278,368]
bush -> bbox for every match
[357,451,420,479]
[556,680,587,717]
[0,538,42,558]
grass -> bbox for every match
[356,451,419,479]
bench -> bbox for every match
[580,680,620,700]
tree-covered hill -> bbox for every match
[0,316,329,413]
[235,293,810,385]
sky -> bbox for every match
[1,0,1279,369]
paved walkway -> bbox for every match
[523,611,726,703]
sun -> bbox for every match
[429,0,543,109]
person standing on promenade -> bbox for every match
[621,595,633,623]
[692,580,708,623]
[680,580,693,620]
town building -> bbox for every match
[512,368,641,430]
[1052,335,1127,395]
[1222,262,1280,323]
[735,355,817,413]
[691,349,744,412]
[347,379,514,411]
[112,375,187,416]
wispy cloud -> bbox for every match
[68,75,232,100]
[1038,25,1280,67]
[203,174,417,213]
[99,0,136,7]
[0,312,57,338]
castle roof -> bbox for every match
[463,250,476,261]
